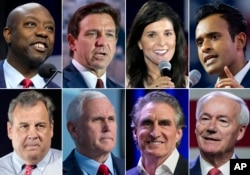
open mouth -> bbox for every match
[154,50,167,55]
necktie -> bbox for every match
[24,165,35,175]
[208,168,221,175]
[98,164,109,175]
[96,79,104,88]
[21,79,33,88]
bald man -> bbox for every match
[0,3,60,88]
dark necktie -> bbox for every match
[208,168,221,175]
[97,164,109,175]
[21,79,33,88]
[96,79,104,88]
[24,165,36,175]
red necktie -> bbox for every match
[96,79,104,88]
[208,168,221,175]
[21,79,33,88]
[98,164,109,175]
[24,165,35,175]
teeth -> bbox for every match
[35,43,45,49]
[149,141,163,145]
[154,50,167,54]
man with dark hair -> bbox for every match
[63,2,123,88]
[0,3,60,88]
[195,2,250,88]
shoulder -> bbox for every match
[107,78,123,88]
[0,152,15,174]
[126,167,138,175]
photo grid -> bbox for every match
[0,0,249,174]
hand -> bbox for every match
[147,76,175,88]
[215,66,244,88]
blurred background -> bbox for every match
[190,0,250,87]
[63,0,125,87]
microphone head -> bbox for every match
[38,63,57,78]
[158,61,172,77]
[189,69,201,87]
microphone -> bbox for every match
[158,61,172,77]
[38,63,61,88]
[189,69,201,87]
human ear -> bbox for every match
[235,32,246,50]
[3,27,12,44]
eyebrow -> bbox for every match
[196,31,221,41]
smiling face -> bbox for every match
[68,13,117,75]
[4,4,55,68]
[134,102,182,161]
[195,95,246,159]
[195,14,238,76]
[138,18,176,66]
[7,101,54,165]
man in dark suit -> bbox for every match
[63,2,123,88]
[194,2,250,88]
[1,3,60,88]
[63,91,125,175]
[127,91,188,175]
[190,91,249,175]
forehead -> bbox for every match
[83,98,115,113]
[144,18,174,32]
[196,14,229,37]
[79,13,115,29]
[11,5,54,24]
[139,102,175,119]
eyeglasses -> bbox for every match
[198,116,230,127]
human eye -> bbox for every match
[106,32,115,38]
[210,33,220,41]
[45,25,54,32]
[165,31,173,37]
[199,115,210,125]
[159,119,171,126]
[92,116,103,122]
[36,123,46,131]
[140,119,152,127]
[25,21,36,28]
[19,124,29,131]
[147,32,156,38]
[108,116,116,122]
[86,31,98,38]
[218,118,229,127]
[196,39,203,47]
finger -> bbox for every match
[224,66,234,78]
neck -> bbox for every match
[201,151,234,167]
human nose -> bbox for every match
[96,34,107,47]
[156,36,166,46]
[201,39,212,53]
[206,118,218,131]
[150,124,160,138]
[35,25,48,38]
[28,126,38,139]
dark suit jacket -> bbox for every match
[0,60,60,88]
[63,149,125,175]
[189,156,201,175]
[126,155,188,175]
[63,62,123,88]
[207,67,250,88]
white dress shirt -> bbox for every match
[137,148,180,175]
[0,148,62,175]
[72,59,106,88]
[3,60,46,88]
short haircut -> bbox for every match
[67,2,121,57]
[8,90,55,124]
[66,91,107,122]
[196,91,250,127]
[195,2,248,52]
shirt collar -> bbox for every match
[72,59,107,88]
[200,154,235,175]
[3,59,46,88]
[12,149,52,174]
[137,148,180,175]
[74,149,114,175]
[216,60,250,85]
